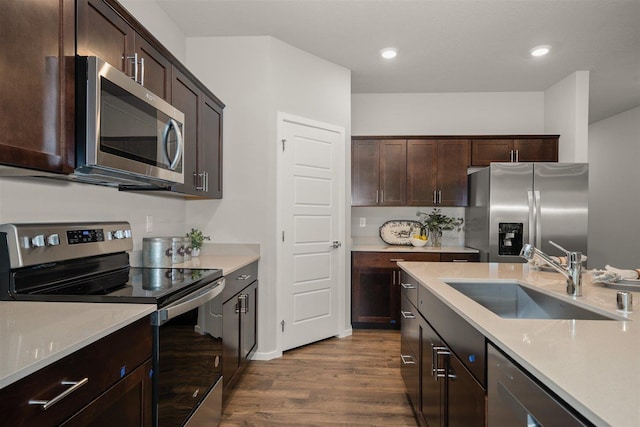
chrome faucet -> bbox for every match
[520,243,583,297]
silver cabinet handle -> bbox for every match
[375,190,379,204]
[515,149,519,162]
[139,56,145,86]
[400,283,416,289]
[434,346,451,382]
[126,52,138,81]
[400,354,416,365]
[437,190,442,204]
[236,293,249,314]
[29,378,89,410]
[433,190,437,204]
[389,258,405,262]
[380,190,384,204]
[237,274,252,281]
[400,310,416,319]
[451,259,468,262]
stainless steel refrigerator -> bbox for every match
[465,163,588,263]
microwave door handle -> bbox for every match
[163,118,184,171]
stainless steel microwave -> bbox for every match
[75,56,184,187]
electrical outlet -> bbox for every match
[359,217,366,227]
[146,215,154,232]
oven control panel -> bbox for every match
[0,222,133,269]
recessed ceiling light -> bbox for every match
[530,45,551,57]
[380,48,398,59]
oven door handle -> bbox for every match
[155,278,225,325]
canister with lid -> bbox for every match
[142,237,174,268]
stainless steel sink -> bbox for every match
[444,281,621,320]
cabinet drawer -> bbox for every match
[352,251,439,269]
[400,270,419,307]
[401,293,420,355]
[223,261,258,302]
[0,317,152,427]
[440,252,479,262]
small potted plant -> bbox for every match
[416,209,463,247]
[186,228,210,257]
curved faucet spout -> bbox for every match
[519,244,583,297]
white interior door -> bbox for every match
[278,113,344,351]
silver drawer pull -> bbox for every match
[400,354,416,365]
[237,274,252,280]
[401,311,416,319]
[400,283,416,289]
[452,259,468,262]
[389,258,405,262]
[29,378,89,410]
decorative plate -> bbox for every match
[379,220,422,246]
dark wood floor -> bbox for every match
[221,330,418,426]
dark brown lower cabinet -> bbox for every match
[0,317,152,427]
[352,251,478,329]
[401,270,485,427]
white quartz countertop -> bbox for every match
[173,254,259,275]
[352,244,478,253]
[398,262,640,426]
[0,302,155,389]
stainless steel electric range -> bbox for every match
[0,222,225,426]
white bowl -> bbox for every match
[410,237,427,247]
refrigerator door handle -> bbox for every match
[527,190,536,246]
[534,190,542,247]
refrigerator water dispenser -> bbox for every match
[498,223,523,256]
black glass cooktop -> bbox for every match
[2,252,222,307]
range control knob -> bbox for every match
[123,229,132,239]
[114,230,125,239]
[47,234,60,246]
[31,234,46,248]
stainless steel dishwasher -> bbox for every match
[487,343,591,426]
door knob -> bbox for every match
[330,241,342,249]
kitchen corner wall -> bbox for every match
[350,91,546,243]
[588,106,640,268]
[184,36,351,359]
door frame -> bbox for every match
[275,111,348,353]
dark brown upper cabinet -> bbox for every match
[77,0,172,100]
[352,137,470,207]
[471,136,559,166]
[0,0,76,173]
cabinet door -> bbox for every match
[171,67,200,195]
[241,281,258,359]
[200,93,224,199]
[0,0,75,173]
[135,37,172,100]
[471,139,513,166]
[61,360,153,427]
[400,337,420,416]
[380,140,407,205]
[77,0,133,73]
[514,138,558,162]
[437,139,470,206]
[351,267,399,328]
[352,140,380,205]
[421,317,445,427]
[407,139,438,206]
[447,354,486,427]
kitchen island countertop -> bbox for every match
[0,302,155,389]
[398,261,639,426]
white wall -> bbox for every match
[544,71,590,162]
[352,92,545,135]
[587,106,640,268]
[185,36,351,359]
[0,178,187,256]
[119,0,187,62]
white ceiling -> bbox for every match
[154,0,640,123]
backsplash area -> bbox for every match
[351,206,466,246]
